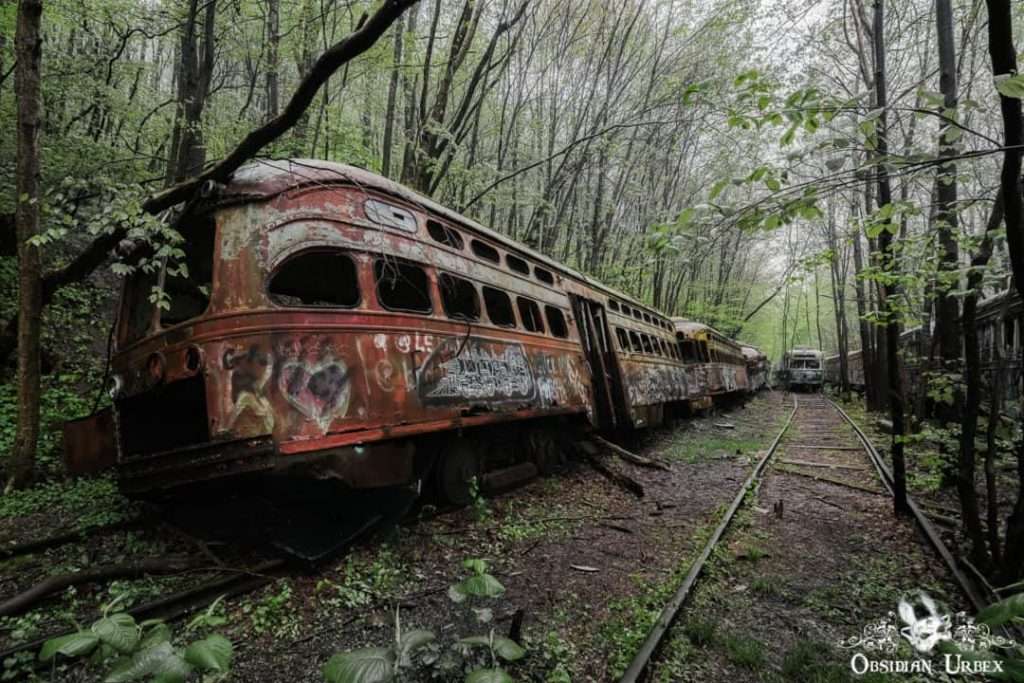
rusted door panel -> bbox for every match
[63,408,117,475]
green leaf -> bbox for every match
[398,629,435,666]
[453,573,506,600]
[978,593,1024,626]
[463,558,489,575]
[763,176,781,192]
[492,636,526,662]
[323,648,395,683]
[709,179,728,200]
[183,634,232,672]
[92,613,140,653]
[103,642,191,683]
[459,635,492,648]
[39,632,100,661]
[995,73,1024,99]
[138,623,172,651]
[466,668,514,683]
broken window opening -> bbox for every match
[440,273,480,321]
[427,219,464,250]
[616,327,630,351]
[483,286,515,327]
[546,306,569,338]
[471,239,500,263]
[506,254,530,275]
[517,297,545,333]
[269,250,360,308]
[161,214,216,327]
[534,267,555,285]
[374,259,432,314]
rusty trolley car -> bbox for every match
[67,160,767,506]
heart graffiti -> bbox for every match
[279,356,351,432]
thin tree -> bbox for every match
[8,0,44,490]
[871,0,909,515]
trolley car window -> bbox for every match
[545,306,569,338]
[609,300,620,312]
[427,219,464,249]
[641,334,654,354]
[616,327,630,350]
[506,254,530,275]
[483,287,515,327]
[517,297,545,333]
[643,313,652,324]
[374,259,432,314]
[534,267,555,285]
[269,250,359,308]
[439,273,480,321]
[471,240,500,263]
[161,215,215,325]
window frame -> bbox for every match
[267,248,362,310]
[516,296,546,333]
[545,305,570,339]
[373,257,434,315]
[482,286,517,328]
[438,272,481,322]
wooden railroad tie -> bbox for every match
[773,464,886,496]
[785,445,863,451]
[777,458,867,471]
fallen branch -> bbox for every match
[590,436,671,471]
[0,557,195,617]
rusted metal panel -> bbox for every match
[63,408,117,475]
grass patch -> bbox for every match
[682,617,719,647]
[721,632,765,669]
[750,575,785,598]
[664,434,764,464]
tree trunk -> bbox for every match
[8,0,44,491]
[984,0,1024,583]
[871,0,909,515]
[381,13,404,178]
[960,192,1002,570]
[265,0,280,121]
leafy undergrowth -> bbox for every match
[0,474,136,531]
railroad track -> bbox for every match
[619,392,993,683]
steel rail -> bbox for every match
[618,394,799,683]
[827,398,989,613]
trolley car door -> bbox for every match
[570,296,630,431]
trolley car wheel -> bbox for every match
[436,438,480,506]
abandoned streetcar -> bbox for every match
[65,159,766,506]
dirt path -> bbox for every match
[647,394,966,683]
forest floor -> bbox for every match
[0,391,976,682]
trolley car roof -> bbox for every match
[216,158,667,324]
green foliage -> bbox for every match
[242,580,298,639]
[448,558,506,603]
[0,473,134,528]
[316,547,407,610]
[38,596,233,681]
[323,558,524,683]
